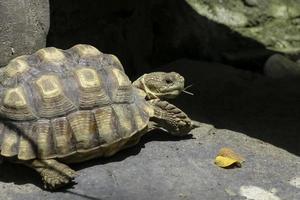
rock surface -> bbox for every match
[0,59,299,200]
[0,0,49,66]
[47,0,273,75]
[186,0,300,54]
[264,54,300,78]
[0,125,299,200]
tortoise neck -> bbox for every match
[132,74,159,100]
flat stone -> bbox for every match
[0,124,299,200]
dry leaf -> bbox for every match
[214,147,245,168]
[215,156,241,168]
[218,147,245,162]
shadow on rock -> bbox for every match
[0,130,192,189]
[0,162,41,187]
[72,130,193,170]
[164,59,300,156]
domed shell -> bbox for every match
[0,44,152,161]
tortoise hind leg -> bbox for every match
[148,99,194,136]
[25,159,77,190]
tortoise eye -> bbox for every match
[165,78,173,84]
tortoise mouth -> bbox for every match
[157,84,184,98]
[159,84,184,93]
[157,89,181,99]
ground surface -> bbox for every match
[0,60,299,200]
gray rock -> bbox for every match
[185,0,300,54]
[264,54,300,78]
[0,0,49,66]
[0,124,299,200]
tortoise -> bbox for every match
[0,44,197,189]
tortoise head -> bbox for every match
[133,72,185,100]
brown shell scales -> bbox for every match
[0,44,151,161]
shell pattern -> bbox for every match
[0,44,151,161]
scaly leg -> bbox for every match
[148,99,194,136]
[25,159,77,190]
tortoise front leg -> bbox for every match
[25,159,77,190]
[148,99,194,136]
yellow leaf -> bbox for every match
[214,147,245,168]
[218,147,245,163]
[215,156,240,168]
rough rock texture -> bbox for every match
[186,0,300,54]
[0,0,49,66]
[0,125,299,200]
[47,0,274,75]
[0,60,299,200]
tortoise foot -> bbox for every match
[27,159,78,190]
[40,167,76,189]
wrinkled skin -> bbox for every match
[133,72,185,99]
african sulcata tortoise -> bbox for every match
[0,44,197,189]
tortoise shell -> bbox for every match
[0,44,151,162]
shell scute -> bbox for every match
[112,104,134,138]
[35,120,55,158]
[3,56,30,78]
[51,117,76,156]
[67,110,102,150]
[93,106,119,144]
[0,127,19,157]
[75,67,101,89]
[34,74,77,118]
[0,86,36,120]
[71,44,102,58]
[106,67,134,103]
[74,67,111,108]
[35,47,66,63]
[36,75,63,98]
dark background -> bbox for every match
[47,0,273,77]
